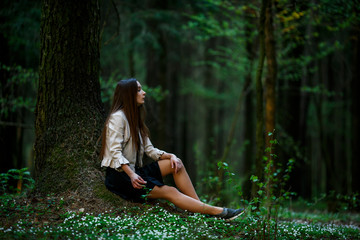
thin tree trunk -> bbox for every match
[0,38,24,172]
[128,27,135,77]
[264,0,277,207]
[351,16,360,193]
[264,0,277,144]
[330,52,347,196]
[204,38,217,183]
[145,0,168,149]
[314,57,338,211]
[304,1,316,198]
[252,0,266,198]
[243,12,256,198]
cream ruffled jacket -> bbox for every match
[101,110,164,172]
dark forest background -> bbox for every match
[1,0,359,210]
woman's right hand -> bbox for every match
[129,173,147,189]
[121,164,147,189]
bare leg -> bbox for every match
[157,159,199,200]
[147,185,223,215]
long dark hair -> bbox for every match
[99,79,149,159]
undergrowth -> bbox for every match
[1,138,360,239]
[1,201,359,239]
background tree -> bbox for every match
[0,0,359,211]
[253,0,266,198]
[351,5,360,194]
[264,0,277,143]
[34,0,104,194]
[0,0,40,173]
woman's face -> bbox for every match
[136,81,146,106]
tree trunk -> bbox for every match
[304,1,317,198]
[277,2,310,198]
[264,0,277,144]
[204,38,217,175]
[351,18,360,193]
[0,34,24,172]
[145,0,168,150]
[128,27,135,77]
[263,0,277,205]
[252,0,266,198]
[243,12,256,198]
[35,0,104,194]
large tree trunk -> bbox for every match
[35,0,104,194]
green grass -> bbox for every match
[1,199,359,239]
[279,208,360,224]
[1,205,240,239]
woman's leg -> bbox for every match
[147,185,223,215]
[157,159,200,200]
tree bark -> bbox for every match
[252,0,266,198]
[35,0,104,194]
[351,16,360,193]
[204,38,217,176]
[263,0,277,205]
[243,6,257,198]
[264,0,277,144]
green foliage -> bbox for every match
[100,74,169,109]
[0,205,242,239]
[181,0,253,106]
[142,85,169,103]
[240,131,297,238]
[309,191,360,212]
[1,203,359,239]
[184,0,247,40]
[140,186,153,202]
[99,74,125,105]
[0,0,41,67]
[0,64,37,118]
[0,168,34,196]
[0,168,358,239]
[280,203,360,223]
[301,84,343,97]
[333,192,360,212]
[0,168,35,219]
[180,80,229,101]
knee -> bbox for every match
[174,163,186,175]
[159,159,187,176]
[160,186,180,200]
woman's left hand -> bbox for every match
[170,154,183,173]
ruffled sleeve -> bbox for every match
[144,137,165,161]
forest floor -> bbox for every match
[1,192,360,239]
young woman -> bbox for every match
[100,79,244,221]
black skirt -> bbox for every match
[105,161,164,203]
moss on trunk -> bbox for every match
[35,0,105,195]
